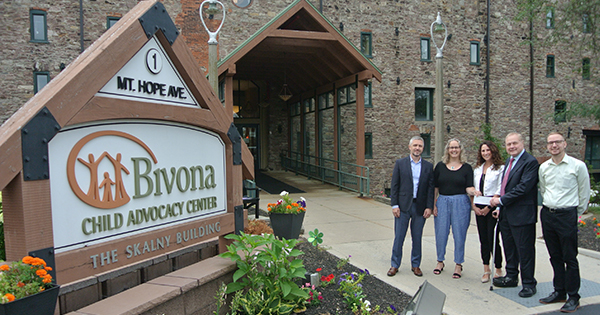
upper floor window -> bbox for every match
[30,9,48,43]
[415,88,434,121]
[546,8,554,29]
[34,71,50,93]
[470,41,480,65]
[554,100,566,123]
[318,91,334,110]
[107,16,120,29]
[361,32,372,58]
[365,133,373,159]
[583,58,591,80]
[420,37,431,61]
[338,84,356,106]
[364,82,372,108]
[546,54,555,78]
[304,97,315,113]
[583,14,590,34]
[584,131,600,170]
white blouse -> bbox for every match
[473,163,505,197]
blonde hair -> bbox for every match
[442,138,466,164]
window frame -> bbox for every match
[33,71,50,93]
[107,16,120,29]
[364,82,372,108]
[415,88,434,122]
[583,58,591,80]
[470,41,480,65]
[583,14,590,34]
[584,131,600,171]
[546,54,555,78]
[365,132,373,159]
[420,37,431,62]
[554,100,567,123]
[360,32,373,58]
[546,7,555,29]
[30,9,48,43]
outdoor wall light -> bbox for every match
[567,126,572,138]
[446,125,451,133]
[447,33,452,41]
[447,80,451,88]
[396,77,400,85]
[395,27,399,36]
[339,22,344,31]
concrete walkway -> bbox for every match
[260,171,600,315]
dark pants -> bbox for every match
[541,206,580,300]
[499,218,537,289]
[475,205,502,268]
[391,202,425,268]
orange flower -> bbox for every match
[4,293,15,302]
[286,205,292,210]
[22,256,34,264]
[292,202,299,207]
[45,266,52,271]
[597,223,600,227]
[267,207,272,211]
[42,275,52,283]
[17,282,24,288]
[39,287,45,292]
[36,269,48,277]
[0,265,9,271]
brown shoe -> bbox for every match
[411,267,423,277]
[387,267,398,277]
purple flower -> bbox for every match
[390,304,397,312]
[365,269,370,275]
[298,200,306,208]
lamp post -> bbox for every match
[199,0,226,94]
[431,12,448,163]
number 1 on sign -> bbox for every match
[146,48,162,74]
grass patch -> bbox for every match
[587,206,600,215]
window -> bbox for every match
[365,133,373,159]
[318,91,334,110]
[583,58,591,80]
[470,41,480,65]
[290,101,301,117]
[583,14,590,34]
[107,16,120,29]
[420,37,431,61]
[546,54,555,78]
[30,10,48,43]
[218,80,225,103]
[554,100,566,123]
[421,133,431,157]
[304,97,315,113]
[34,71,50,93]
[584,131,600,170]
[546,8,554,29]
[361,32,372,58]
[364,82,372,108]
[415,88,434,121]
[337,84,356,106]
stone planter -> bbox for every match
[269,212,305,240]
[0,284,59,315]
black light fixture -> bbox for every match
[447,33,452,40]
[446,125,451,133]
[567,126,572,138]
[396,77,400,85]
[447,80,451,88]
[339,22,344,31]
[395,27,399,36]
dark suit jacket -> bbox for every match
[499,150,539,226]
[390,156,435,215]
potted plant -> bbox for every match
[267,191,307,239]
[0,256,59,315]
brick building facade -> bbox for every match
[1,0,598,197]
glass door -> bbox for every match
[237,124,259,172]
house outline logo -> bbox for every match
[66,130,158,209]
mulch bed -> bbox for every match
[578,216,600,252]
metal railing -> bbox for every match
[280,150,370,196]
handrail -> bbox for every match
[280,150,370,196]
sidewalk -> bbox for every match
[260,171,600,315]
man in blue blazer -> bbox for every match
[388,136,435,277]
[491,132,539,298]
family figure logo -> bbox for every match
[66,130,158,209]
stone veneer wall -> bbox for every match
[1,0,598,196]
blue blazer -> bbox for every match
[390,156,435,215]
[499,150,539,226]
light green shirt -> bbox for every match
[539,154,591,216]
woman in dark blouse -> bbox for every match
[433,138,474,279]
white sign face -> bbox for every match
[97,36,199,107]
[49,121,226,253]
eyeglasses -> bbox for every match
[448,146,460,150]
[547,140,565,146]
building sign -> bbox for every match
[49,121,226,253]
[97,36,198,107]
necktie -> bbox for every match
[500,158,514,195]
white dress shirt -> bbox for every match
[539,154,591,216]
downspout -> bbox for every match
[485,0,490,123]
[79,0,84,53]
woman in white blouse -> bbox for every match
[468,141,505,283]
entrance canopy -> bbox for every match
[218,0,382,98]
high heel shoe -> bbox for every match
[433,261,444,275]
[452,264,463,279]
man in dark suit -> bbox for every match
[388,136,435,277]
[490,132,539,298]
